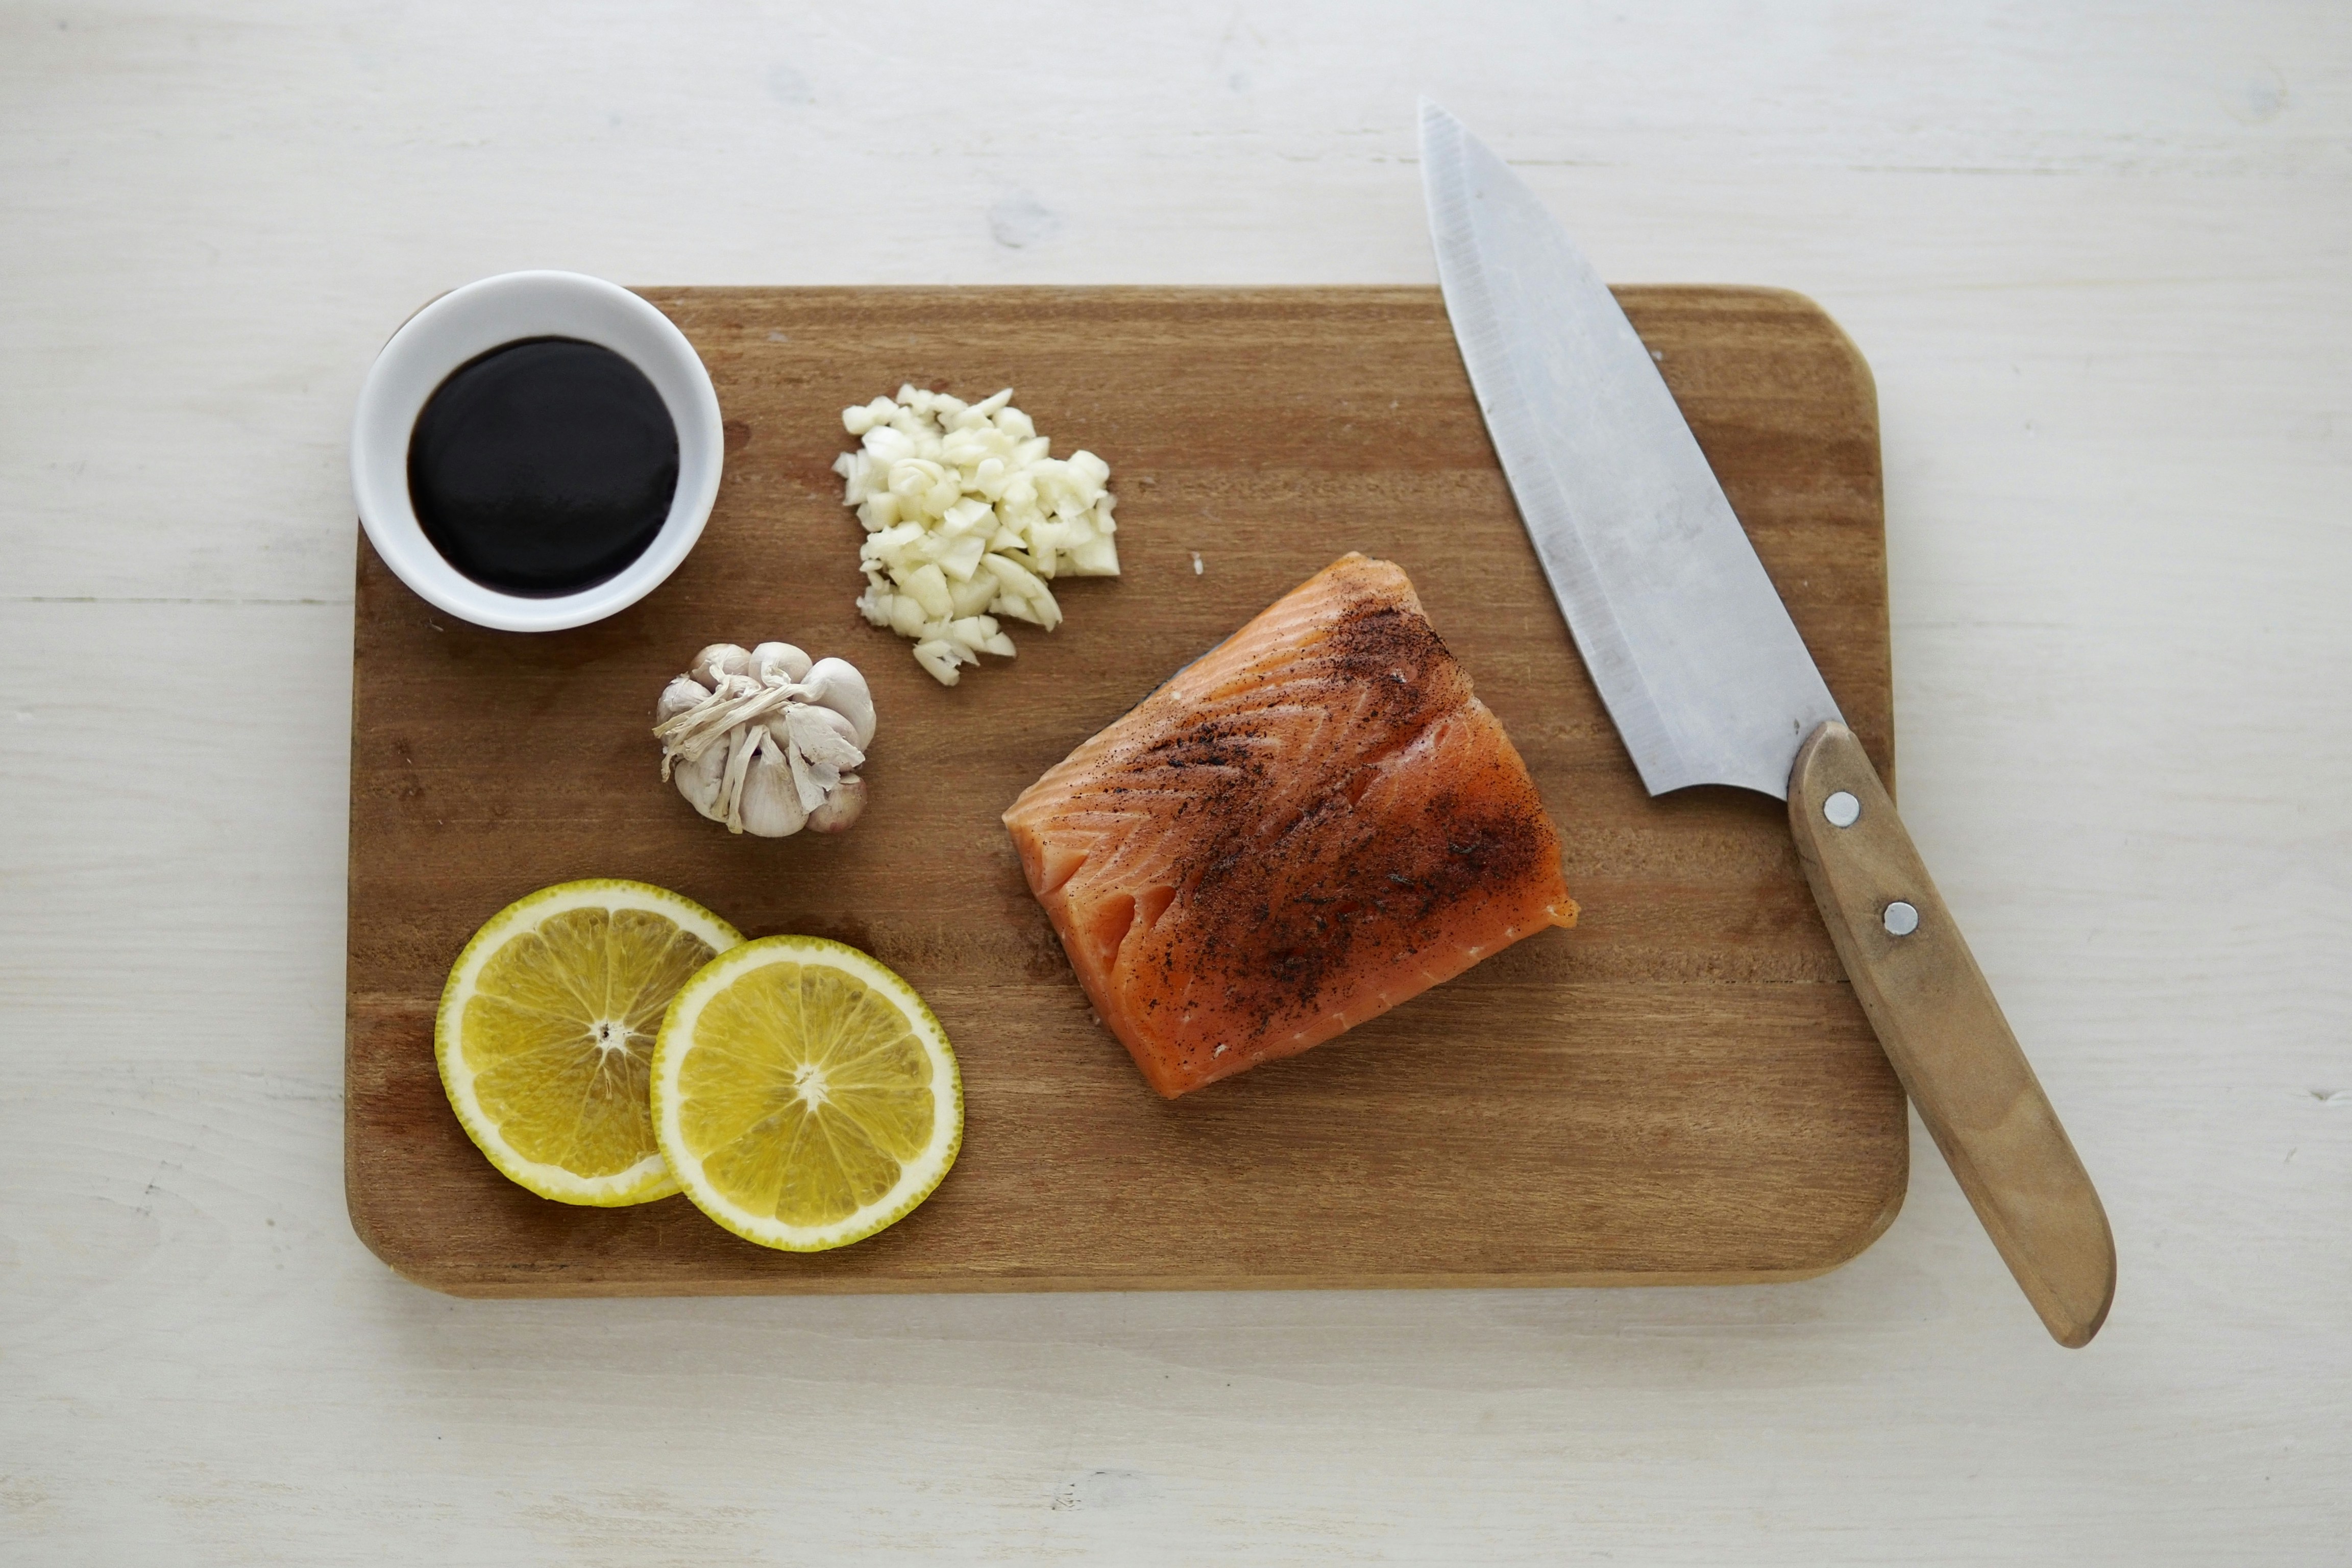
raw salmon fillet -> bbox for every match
[1003,553,1578,1097]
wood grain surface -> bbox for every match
[345,284,1903,1296]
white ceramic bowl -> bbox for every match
[350,271,722,632]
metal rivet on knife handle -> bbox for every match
[1824,790,1861,828]
[1787,720,2116,1348]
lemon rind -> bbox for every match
[651,936,963,1252]
[435,878,743,1208]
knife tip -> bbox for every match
[1417,97,1460,166]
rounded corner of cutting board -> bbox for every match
[1768,1110,1911,1285]
[344,1184,575,1300]
[344,1174,474,1298]
[1611,282,1882,443]
[1769,287,1881,432]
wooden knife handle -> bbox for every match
[1788,721,2115,1346]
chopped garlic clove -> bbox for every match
[1069,532,1120,576]
[947,573,999,618]
[940,496,993,535]
[863,426,916,464]
[980,550,1049,606]
[911,638,964,686]
[991,578,1062,632]
[886,593,929,639]
[865,520,925,559]
[937,532,988,583]
[900,562,954,621]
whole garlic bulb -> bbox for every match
[651,643,874,837]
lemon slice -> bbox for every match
[436,879,741,1206]
[652,936,962,1252]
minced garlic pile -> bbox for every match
[834,386,1119,686]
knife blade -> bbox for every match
[1420,100,2115,1347]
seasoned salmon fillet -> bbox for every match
[1002,553,1578,1097]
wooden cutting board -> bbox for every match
[346,285,1905,1297]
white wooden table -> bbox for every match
[5,4,2345,1560]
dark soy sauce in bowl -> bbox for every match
[406,337,679,596]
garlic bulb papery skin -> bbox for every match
[651,645,874,837]
[833,385,1118,687]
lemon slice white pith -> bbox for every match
[652,936,962,1252]
[436,879,741,1206]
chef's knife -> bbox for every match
[1420,101,2114,1346]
